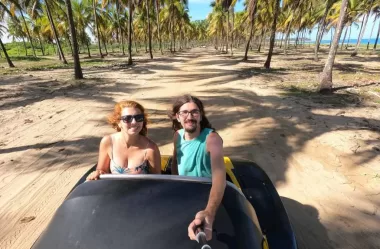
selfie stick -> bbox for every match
[195,228,212,249]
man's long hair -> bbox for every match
[169,95,215,132]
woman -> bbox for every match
[87,100,161,180]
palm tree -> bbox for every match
[127,0,134,65]
[372,2,380,49]
[374,20,380,49]
[0,37,15,67]
[319,0,348,93]
[146,0,153,59]
[24,0,68,62]
[264,0,280,69]
[72,0,92,57]
[155,0,163,54]
[351,0,375,56]
[7,0,38,57]
[45,0,67,63]
[243,0,257,60]
[93,0,103,58]
[0,16,15,67]
[314,0,336,61]
[208,1,226,51]
[65,0,83,79]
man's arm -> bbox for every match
[171,132,179,175]
[205,132,226,218]
[188,132,226,241]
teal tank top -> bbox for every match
[176,128,214,177]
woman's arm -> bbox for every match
[87,136,111,180]
[148,141,162,174]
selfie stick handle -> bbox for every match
[195,228,212,249]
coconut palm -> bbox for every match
[264,0,280,69]
[128,0,135,65]
[93,0,104,57]
[351,0,375,56]
[243,0,257,60]
[319,0,348,93]
[65,0,83,78]
[6,0,37,57]
[145,0,153,58]
[23,0,67,62]
[314,0,337,60]
[0,6,15,67]
[72,0,92,57]
[208,1,226,51]
[154,0,163,54]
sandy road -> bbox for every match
[0,48,379,249]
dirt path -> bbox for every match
[0,48,379,249]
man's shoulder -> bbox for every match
[206,131,223,146]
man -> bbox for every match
[170,94,226,241]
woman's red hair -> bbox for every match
[107,100,148,136]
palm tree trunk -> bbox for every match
[45,0,68,64]
[155,0,163,54]
[226,9,229,53]
[258,29,265,52]
[295,30,300,49]
[243,2,257,61]
[264,0,280,69]
[179,22,182,50]
[170,0,175,52]
[173,24,177,52]
[128,0,133,65]
[116,2,125,55]
[351,4,372,56]
[279,33,284,48]
[244,22,253,60]
[86,40,91,57]
[314,0,333,61]
[374,20,380,50]
[65,0,83,79]
[38,34,45,56]
[284,25,291,55]
[346,24,352,49]
[146,0,153,59]
[170,18,173,52]
[103,38,108,54]
[66,33,74,56]
[22,36,28,56]
[341,25,348,50]
[0,38,15,67]
[319,0,348,93]
[367,19,376,50]
[231,7,234,56]
[20,11,37,57]
[329,27,334,48]
[93,0,103,58]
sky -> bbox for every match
[1,0,379,43]
[187,0,378,42]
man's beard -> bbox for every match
[184,120,197,133]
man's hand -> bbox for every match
[188,210,214,241]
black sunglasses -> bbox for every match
[120,114,144,123]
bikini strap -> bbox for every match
[110,135,114,160]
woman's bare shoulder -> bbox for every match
[100,133,119,147]
[143,136,160,151]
